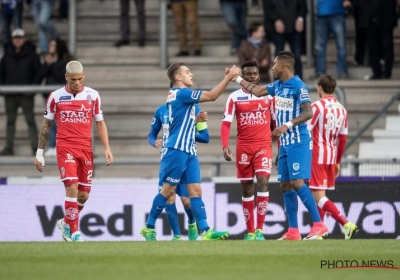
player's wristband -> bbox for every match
[36,149,44,157]
[284,121,293,129]
[235,76,243,85]
[196,122,208,131]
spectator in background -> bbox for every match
[1,0,23,50]
[170,0,202,57]
[58,0,68,21]
[36,38,73,156]
[30,0,59,54]
[350,0,368,67]
[0,29,41,156]
[262,0,307,78]
[238,22,271,83]
[314,0,351,80]
[220,0,248,56]
[362,0,398,79]
[114,0,146,47]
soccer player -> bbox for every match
[233,51,328,240]
[34,61,113,242]
[220,61,274,241]
[140,62,241,241]
[307,74,358,239]
[148,103,210,240]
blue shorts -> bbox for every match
[160,149,201,186]
[277,140,312,182]
[157,182,189,197]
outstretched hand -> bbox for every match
[226,65,241,81]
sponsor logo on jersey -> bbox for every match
[237,96,248,100]
[85,160,92,166]
[191,90,201,99]
[166,90,177,102]
[59,96,71,101]
[239,103,269,126]
[60,104,91,124]
[275,97,293,111]
[167,177,180,183]
[300,88,309,101]
[65,153,76,163]
[86,94,92,105]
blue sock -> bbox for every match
[296,185,322,222]
[146,193,168,229]
[165,203,180,236]
[190,197,209,233]
[283,189,299,228]
[184,207,195,224]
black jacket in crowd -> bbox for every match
[354,0,398,29]
[0,41,41,89]
[262,0,308,34]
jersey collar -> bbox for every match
[65,85,84,94]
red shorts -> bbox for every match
[236,144,272,182]
[56,146,94,193]
[309,163,336,190]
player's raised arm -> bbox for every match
[199,66,241,102]
[234,76,269,97]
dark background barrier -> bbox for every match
[215,179,400,239]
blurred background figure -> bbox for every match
[219,0,248,56]
[238,22,271,83]
[361,0,398,79]
[314,0,351,79]
[0,28,41,156]
[350,0,368,67]
[114,0,146,47]
[30,0,59,54]
[58,0,68,21]
[262,0,307,79]
[170,0,202,57]
[36,37,73,156]
[1,0,23,50]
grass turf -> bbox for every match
[0,240,399,280]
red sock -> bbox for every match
[242,196,254,233]
[64,197,79,233]
[318,207,326,222]
[256,192,269,230]
[78,202,85,213]
[319,197,348,226]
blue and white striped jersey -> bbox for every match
[266,75,311,146]
[164,87,202,155]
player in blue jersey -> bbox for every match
[140,62,241,241]
[148,104,209,240]
[233,51,328,240]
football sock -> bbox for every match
[256,192,269,230]
[318,196,348,226]
[318,207,326,222]
[184,207,195,224]
[283,189,298,228]
[77,201,85,213]
[297,185,321,222]
[165,203,180,236]
[64,197,79,233]
[146,193,168,229]
[242,196,255,233]
[190,197,209,233]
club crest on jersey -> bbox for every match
[59,96,71,101]
[151,117,156,125]
[166,91,176,102]
[267,83,274,87]
[86,94,92,104]
[293,163,300,171]
[283,88,289,97]
[300,88,309,100]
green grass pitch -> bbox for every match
[0,240,399,280]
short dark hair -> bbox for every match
[241,60,258,70]
[317,74,336,94]
[276,51,295,69]
[248,22,263,35]
[167,62,185,88]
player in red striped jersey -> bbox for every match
[221,61,274,240]
[34,61,114,242]
[307,74,358,239]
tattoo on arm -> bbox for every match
[38,119,52,149]
[246,83,256,93]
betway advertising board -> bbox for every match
[0,179,399,241]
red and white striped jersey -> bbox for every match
[45,85,104,149]
[222,88,274,146]
[307,96,348,164]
